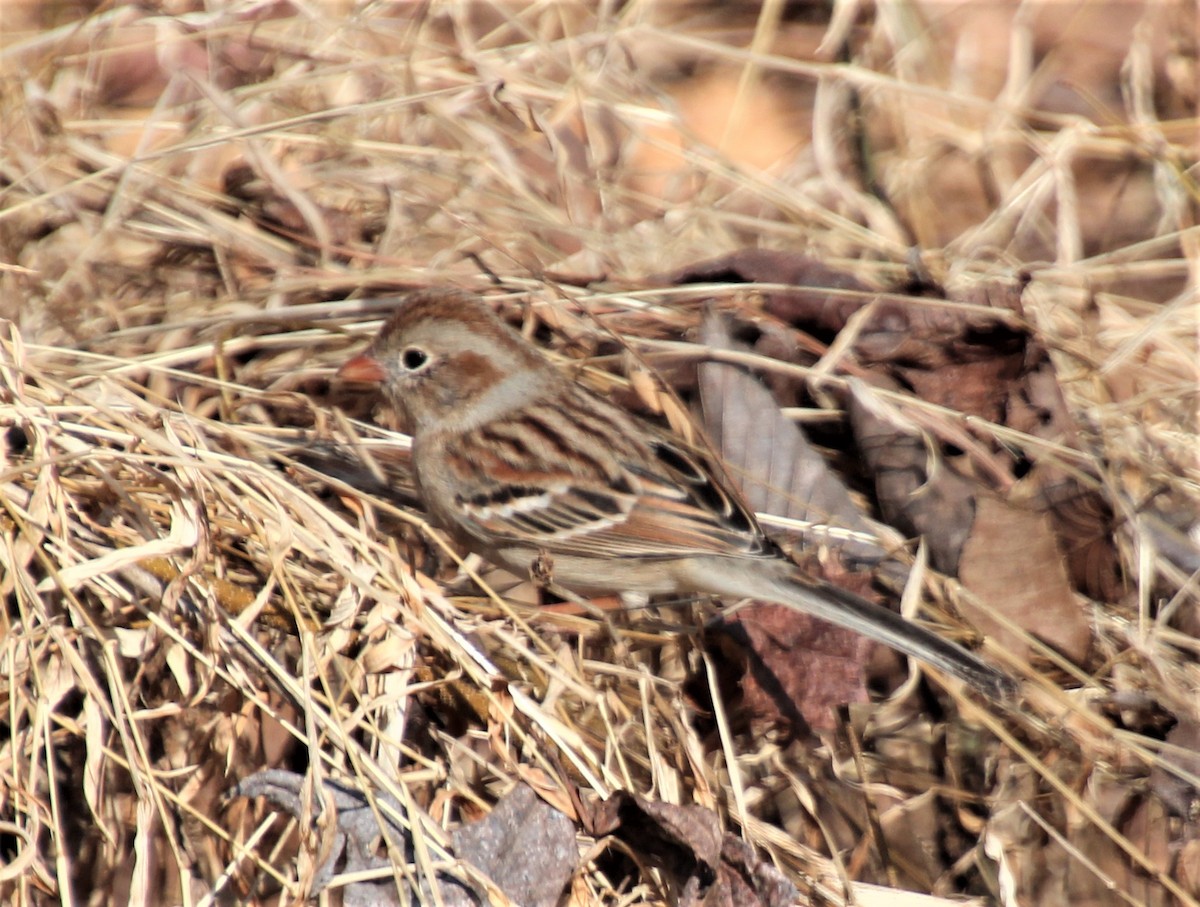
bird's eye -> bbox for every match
[400,347,429,371]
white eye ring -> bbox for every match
[400,346,430,371]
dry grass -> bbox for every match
[1,1,1197,905]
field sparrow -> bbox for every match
[338,290,1012,698]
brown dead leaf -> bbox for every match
[591,791,798,907]
[698,310,893,564]
[957,491,1091,665]
[669,257,1027,378]
[705,603,874,735]
[851,279,1029,425]
[1033,479,1123,605]
[1008,357,1123,602]
[986,758,1054,902]
[1179,839,1200,898]
[874,791,942,888]
[662,249,875,319]
[692,312,934,725]
[675,260,1038,434]
[453,783,578,907]
[235,775,576,907]
[848,384,979,575]
[717,835,806,907]
[1071,773,1176,907]
[894,351,1024,429]
[1149,717,1200,820]
[849,380,1092,665]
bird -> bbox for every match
[337,289,1013,699]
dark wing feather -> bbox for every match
[456,480,634,544]
[445,390,775,562]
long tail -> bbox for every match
[695,560,1015,699]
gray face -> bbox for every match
[370,295,554,432]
